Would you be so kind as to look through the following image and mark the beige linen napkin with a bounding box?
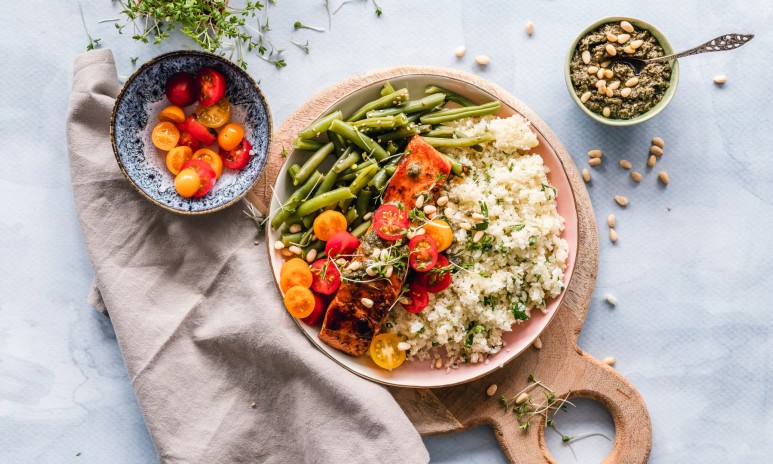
[66,49,428,464]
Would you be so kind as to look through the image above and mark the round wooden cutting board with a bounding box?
[246,66,652,463]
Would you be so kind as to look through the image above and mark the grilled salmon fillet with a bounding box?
[319,136,452,356]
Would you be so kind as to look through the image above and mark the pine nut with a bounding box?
[609,228,618,243]
[587,65,599,74]
[597,68,605,79]
[526,21,534,36]
[305,249,317,262]
[274,240,285,250]
[533,337,543,349]
[487,384,498,396]
[603,356,617,366]
[372,248,381,259]
[658,171,670,185]
[363,212,372,221]
[415,194,424,209]
[380,249,390,261]
[602,107,611,118]
[281,249,293,257]
[608,80,621,91]
[399,297,411,306]
[473,230,484,243]
[582,169,591,183]
[444,207,455,217]
[288,245,302,255]
[606,33,618,43]
[604,69,614,79]
[475,55,490,66]
[459,222,472,230]
[427,212,437,221]
[619,159,632,169]
[606,294,618,306]
[361,298,374,308]
[415,227,426,236]
[423,205,437,215]
[588,149,603,158]
[652,137,665,148]
[454,45,466,58]
[397,341,411,351]
[472,212,485,221]
[631,171,642,182]
[605,44,617,56]
[436,195,449,206]
[346,261,361,272]
[598,87,607,97]
[614,195,629,206]
[617,33,631,44]
[647,155,657,167]
[650,145,664,156]
[385,265,393,278]
[630,39,643,49]
[589,158,602,166]
[713,74,727,85]
[620,87,632,98]
[581,91,592,103]
[620,21,634,33]
[516,392,529,405]
[335,258,347,266]
[435,358,443,369]
[596,79,607,89]
[625,77,639,87]
[623,45,635,54]
[289,223,302,233]
[605,88,614,98]
[366,266,378,276]
[607,214,616,228]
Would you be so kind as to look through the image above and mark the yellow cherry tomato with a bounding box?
[152,122,180,151]
[158,105,185,124]
[195,97,231,129]
[218,123,244,151]
[192,148,223,178]
[280,262,313,292]
[369,333,406,371]
[424,219,454,252]
[174,168,200,198]
[313,210,348,241]
[165,146,193,175]
[283,286,315,319]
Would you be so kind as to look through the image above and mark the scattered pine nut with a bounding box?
[604,69,614,79]
[607,214,616,228]
[647,155,657,167]
[363,212,372,221]
[588,149,603,158]
[397,341,411,351]
[459,222,472,231]
[605,294,618,306]
[631,171,642,182]
[623,45,635,54]
[436,195,449,206]
[533,337,543,350]
[289,223,302,233]
[650,145,664,156]
[274,240,285,250]
[713,74,727,85]
[587,65,599,74]
[475,55,490,66]
[582,51,592,65]
[423,205,437,215]
[473,230,485,243]
[602,107,611,118]
[630,39,643,49]
[605,88,614,98]
[516,392,529,405]
[361,298,374,308]
[288,245,302,255]
[251,402,257,408]
[605,44,617,56]
[526,21,535,36]
[582,169,591,183]
[658,171,670,185]
[280,249,293,257]
[625,77,639,87]
[608,80,621,91]
[617,33,631,43]
[597,68,605,79]
[365,266,378,276]
[620,87,632,98]
[305,249,317,263]
[385,265,394,278]
[415,194,425,209]
[454,45,466,58]
[471,212,486,221]
[614,195,629,206]
[620,21,634,33]
[609,228,618,243]
[435,358,443,369]
[487,384,498,396]
[581,91,592,103]
[603,356,617,366]
[606,33,618,43]
[589,158,602,166]
[619,159,632,169]
[596,79,607,89]
[652,137,665,148]
[415,227,426,236]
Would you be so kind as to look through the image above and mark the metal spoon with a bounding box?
[612,33,754,75]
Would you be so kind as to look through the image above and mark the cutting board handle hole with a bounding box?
[544,397,615,463]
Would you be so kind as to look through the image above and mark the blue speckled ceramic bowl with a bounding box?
[111,50,272,214]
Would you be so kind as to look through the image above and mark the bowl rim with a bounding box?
[564,16,680,127]
[110,50,273,215]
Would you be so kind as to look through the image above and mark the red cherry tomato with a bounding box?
[373,203,409,241]
[177,130,201,151]
[184,115,217,146]
[408,234,438,272]
[196,67,227,107]
[302,293,327,326]
[165,72,198,107]
[180,159,216,197]
[402,283,429,313]
[415,254,453,293]
[310,259,341,295]
[325,231,360,259]
[219,138,252,170]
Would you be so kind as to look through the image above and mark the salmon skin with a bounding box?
[319,136,452,356]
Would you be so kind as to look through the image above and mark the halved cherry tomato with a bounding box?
[423,219,454,252]
[416,254,453,293]
[370,333,406,370]
[174,168,200,198]
[325,231,360,259]
[177,130,201,151]
[408,234,438,272]
[313,210,348,241]
[196,67,227,107]
[281,258,309,276]
[192,148,223,178]
[310,259,341,295]
[165,72,198,107]
[373,203,409,241]
[195,97,231,128]
[280,262,312,292]
[219,138,252,170]
[217,123,244,151]
[179,159,216,197]
[302,293,327,326]
[284,286,315,319]
[165,146,193,175]
[151,122,180,151]
[158,105,186,124]
[402,282,429,313]
[184,115,217,146]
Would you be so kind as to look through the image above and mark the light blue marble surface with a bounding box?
[2,0,771,462]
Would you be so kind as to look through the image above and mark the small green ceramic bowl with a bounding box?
[564,16,679,126]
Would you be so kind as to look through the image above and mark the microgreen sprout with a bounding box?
[79,2,101,51]
[291,39,311,54]
[293,21,325,32]
[243,202,268,233]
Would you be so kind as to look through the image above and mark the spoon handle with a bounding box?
[649,33,754,63]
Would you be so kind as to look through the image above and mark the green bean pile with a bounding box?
[270,83,501,261]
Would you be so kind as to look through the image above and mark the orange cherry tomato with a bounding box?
[283,286,315,319]
[280,263,313,292]
[281,258,309,277]
[192,148,223,178]
[151,122,180,151]
[369,333,406,370]
[165,146,194,175]
[174,168,200,198]
[313,210,348,241]
[195,97,231,129]
[423,219,454,252]
[158,106,185,124]
[218,123,244,151]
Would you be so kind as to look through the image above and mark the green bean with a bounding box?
[302,213,317,230]
[328,119,389,162]
[351,113,409,129]
[280,232,304,247]
[340,165,378,210]
[420,101,500,125]
[385,165,397,175]
[338,159,378,181]
[328,130,348,155]
[270,171,324,229]
[424,85,476,107]
[344,207,358,225]
[346,88,409,122]
[317,167,339,196]
[367,93,446,118]
[340,157,377,176]
[375,124,430,142]
[332,147,360,173]
[380,81,395,97]
[298,228,315,247]
[386,141,399,155]
[295,187,355,217]
[422,133,494,148]
[368,168,389,191]
[353,189,373,226]
[297,111,343,139]
[293,138,323,151]
[442,154,465,176]
[351,220,372,238]
[288,164,300,179]
[405,110,433,124]
[294,142,334,186]
[424,126,456,137]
